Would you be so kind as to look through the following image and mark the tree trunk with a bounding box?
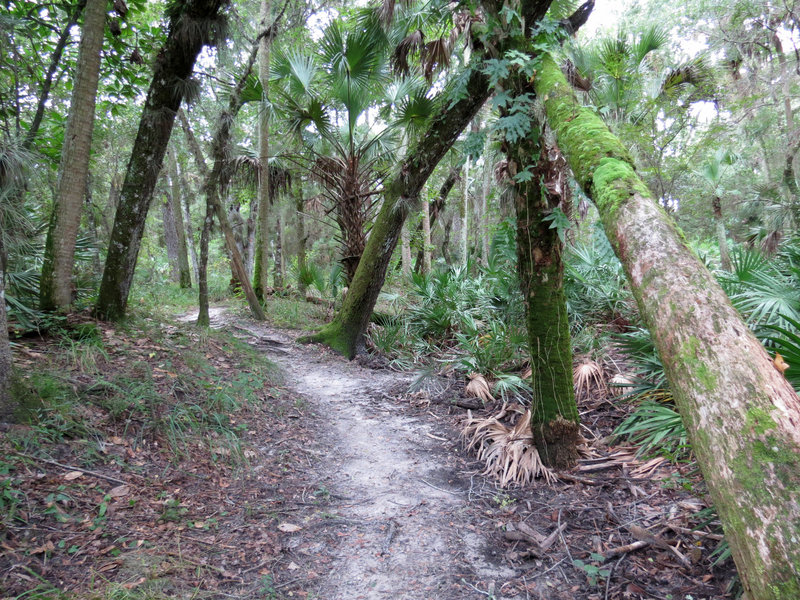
[197,199,213,327]
[0,238,13,423]
[537,53,800,600]
[414,167,459,272]
[95,0,228,321]
[179,47,267,321]
[40,0,106,312]
[511,133,580,469]
[422,195,432,274]
[712,196,732,271]
[168,147,192,287]
[481,128,491,265]
[161,189,181,283]
[273,204,284,290]
[24,0,87,150]
[461,157,470,265]
[177,149,200,283]
[300,66,494,357]
[298,0,559,357]
[294,179,307,295]
[401,222,412,276]
[254,0,273,300]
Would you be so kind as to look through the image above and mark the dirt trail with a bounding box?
[205,307,517,600]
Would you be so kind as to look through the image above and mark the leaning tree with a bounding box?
[537,51,800,600]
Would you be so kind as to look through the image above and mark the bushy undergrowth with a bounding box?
[368,222,529,379]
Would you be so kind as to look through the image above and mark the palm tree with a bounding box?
[272,16,436,284]
[697,148,737,270]
[39,0,107,312]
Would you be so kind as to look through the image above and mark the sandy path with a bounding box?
[203,308,520,600]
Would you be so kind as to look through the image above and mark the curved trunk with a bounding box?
[95,0,228,320]
[712,196,732,271]
[300,66,493,357]
[537,54,800,600]
[40,0,106,311]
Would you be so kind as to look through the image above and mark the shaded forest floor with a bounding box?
[1,302,738,599]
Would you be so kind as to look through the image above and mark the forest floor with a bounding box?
[1,302,739,600]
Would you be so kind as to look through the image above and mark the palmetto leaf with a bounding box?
[462,407,556,486]
[466,372,495,403]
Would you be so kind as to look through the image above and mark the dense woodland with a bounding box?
[2,0,800,598]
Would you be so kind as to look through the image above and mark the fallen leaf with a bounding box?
[109,485,129,498]
[287,561,300,570]
[278,523,302,533]
[64,471,84,481]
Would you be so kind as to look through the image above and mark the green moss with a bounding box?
[298,320,355,359]
[591,158,651,219]
[746,407,777,436]
[535,56,633,188]
[674,336,717,393]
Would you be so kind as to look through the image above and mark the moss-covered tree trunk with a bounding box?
[40,0,106,312]
[510,131,580,468]
[95,0,228,320]
[537,53,800,600]
[161,187,181,283]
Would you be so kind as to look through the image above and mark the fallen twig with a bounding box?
[380,519,398,556]
[14,452,133,485]
[667,524,724,541]
[603,540,649,559]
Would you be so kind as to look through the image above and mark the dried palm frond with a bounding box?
[610,373,634,387]
[392,29,424,76]
[421,37,450,82]
[520,365,532,381]
[462,407,556,486]
[573,359,606,398]
[465,372,495,403]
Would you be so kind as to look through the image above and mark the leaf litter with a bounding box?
[1,305,738,599]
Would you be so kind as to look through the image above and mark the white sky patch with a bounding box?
[308,8,338,41]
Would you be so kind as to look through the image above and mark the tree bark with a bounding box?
[512,136,580,468]
[273,203,284,289]
[712,196,732,271]
[294,179,307,295]
[537,53,800,600]
[24,0,88,150]
[161,189,181,282]
[422,195,432,274]
[461,157,470,265]
[0,237,13,423]
[197,199,213,327]
[95,0,228,321]
[168,147,192,287]
[40,0,106,312]
[401,222,412,276]
[481,126,491,265]
[253,0,273,299]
